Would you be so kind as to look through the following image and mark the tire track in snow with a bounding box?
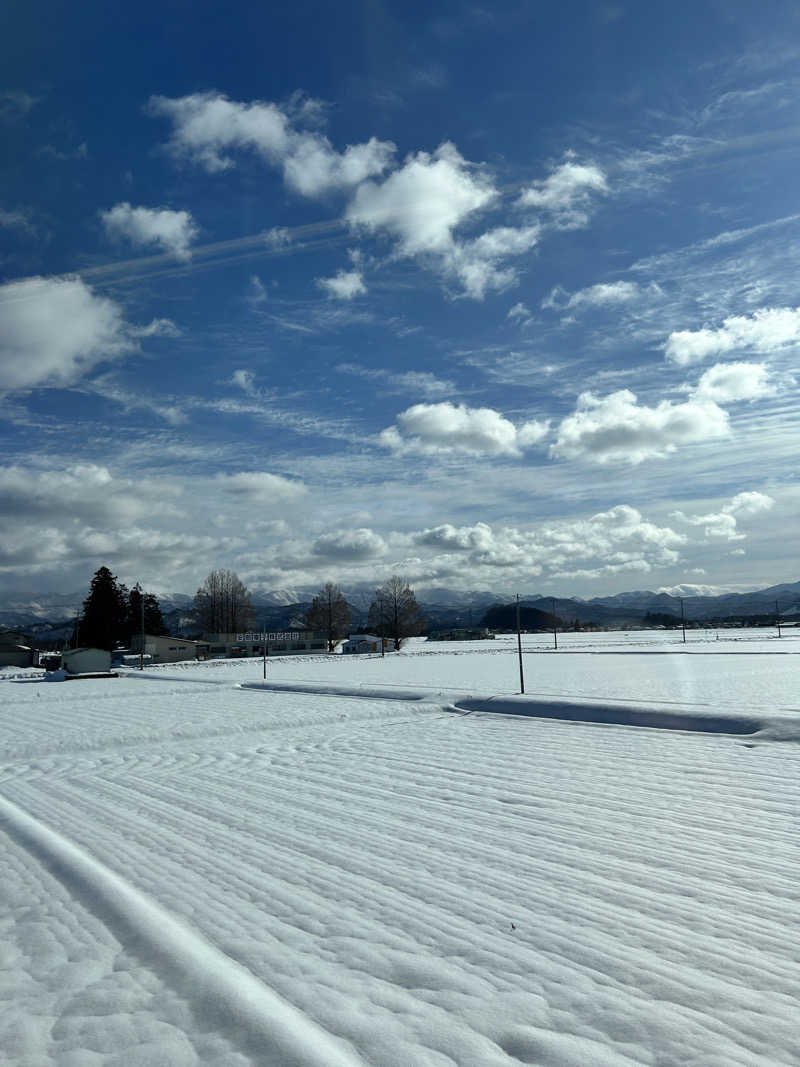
[0,790,366,1067]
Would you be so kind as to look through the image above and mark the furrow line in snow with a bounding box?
[0,789,367,1067]
[23,764,800,1016]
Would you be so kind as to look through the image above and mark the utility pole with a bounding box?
[680,597,686,644]
[516,594,525,694]
[551,597,558,650]
[263,637,267,679]
[379,597,385,656]
[140,595,145,669]
[776,599,782,639]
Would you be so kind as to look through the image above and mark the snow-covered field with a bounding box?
[1,632,799,1065]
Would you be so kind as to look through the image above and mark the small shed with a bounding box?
[62,647,112,675]
[342,634,384,654]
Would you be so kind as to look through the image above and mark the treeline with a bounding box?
[644,611,787,628]
[75,565,427,653]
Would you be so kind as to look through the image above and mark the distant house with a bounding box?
[62,648,112,674]
[131,634,210,664]
[342,634,385,654]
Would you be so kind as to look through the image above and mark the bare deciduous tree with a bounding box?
[194,569,255,634]
[368,575,425,650]
[304,582,352,652]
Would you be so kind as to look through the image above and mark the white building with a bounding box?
[62,647,112,674]
[342,634,385,654]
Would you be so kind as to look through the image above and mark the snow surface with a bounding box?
[1,631,799,1065]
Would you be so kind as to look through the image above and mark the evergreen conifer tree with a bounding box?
[81,566,129,650]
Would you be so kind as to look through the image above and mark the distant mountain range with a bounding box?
[2,580,798,641]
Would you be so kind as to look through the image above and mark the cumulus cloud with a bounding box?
[543,280,660,311]
[214,471,307,503]
[317,269,367,300]
[551,389,730,464]
[411,506,685,577]
[507,302,532,322]
[724,491,775,517]
[230,369,255,392]
[149,91,395,196]
[0,464,182,529]
[312,528,387,560]
[101,202,198,259]
[665,306,800,365]
[345,142,538,298]
[380,402,549,457]
[441,224,540,299]
[347,142,495,256]
[671,490,774,541]
[518,159,608,228]
[0,276,133,392]
[692,362,773,403]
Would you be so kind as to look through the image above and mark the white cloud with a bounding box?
[693,362,772,403]
[441,224,540,299]
[230,369,255,392]
[0,207,35,234]
[248,275,268,305]
[0,90,36,123]
[0,276,133,392]
[507,302,531,321]
[380,402,548,457]
[665,306,800,365]
[149,91,395,196]
[214,471,307,503]
[411,506,685,577]
[0,464,182,529]
[101,202,198,259]
[336,363,454,398]
[132,318,182,338]
[317,269,367,300]
[723,491,775,518]
[551,389,730,464]
[670,490,774,541]
[518,159,608,228]
[312,528,387,560]
[542,280,660,311]
[346,144,539,298]
[347,142,495,256]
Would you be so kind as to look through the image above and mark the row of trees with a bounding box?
[78,566,167,650]
[78,565,426,653]
[193,569,255,634]
[305,576,425,651]
[191,569,425,651]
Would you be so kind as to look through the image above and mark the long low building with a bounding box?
[203,631,329,656]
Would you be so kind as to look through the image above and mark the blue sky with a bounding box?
[2,0,799,600]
